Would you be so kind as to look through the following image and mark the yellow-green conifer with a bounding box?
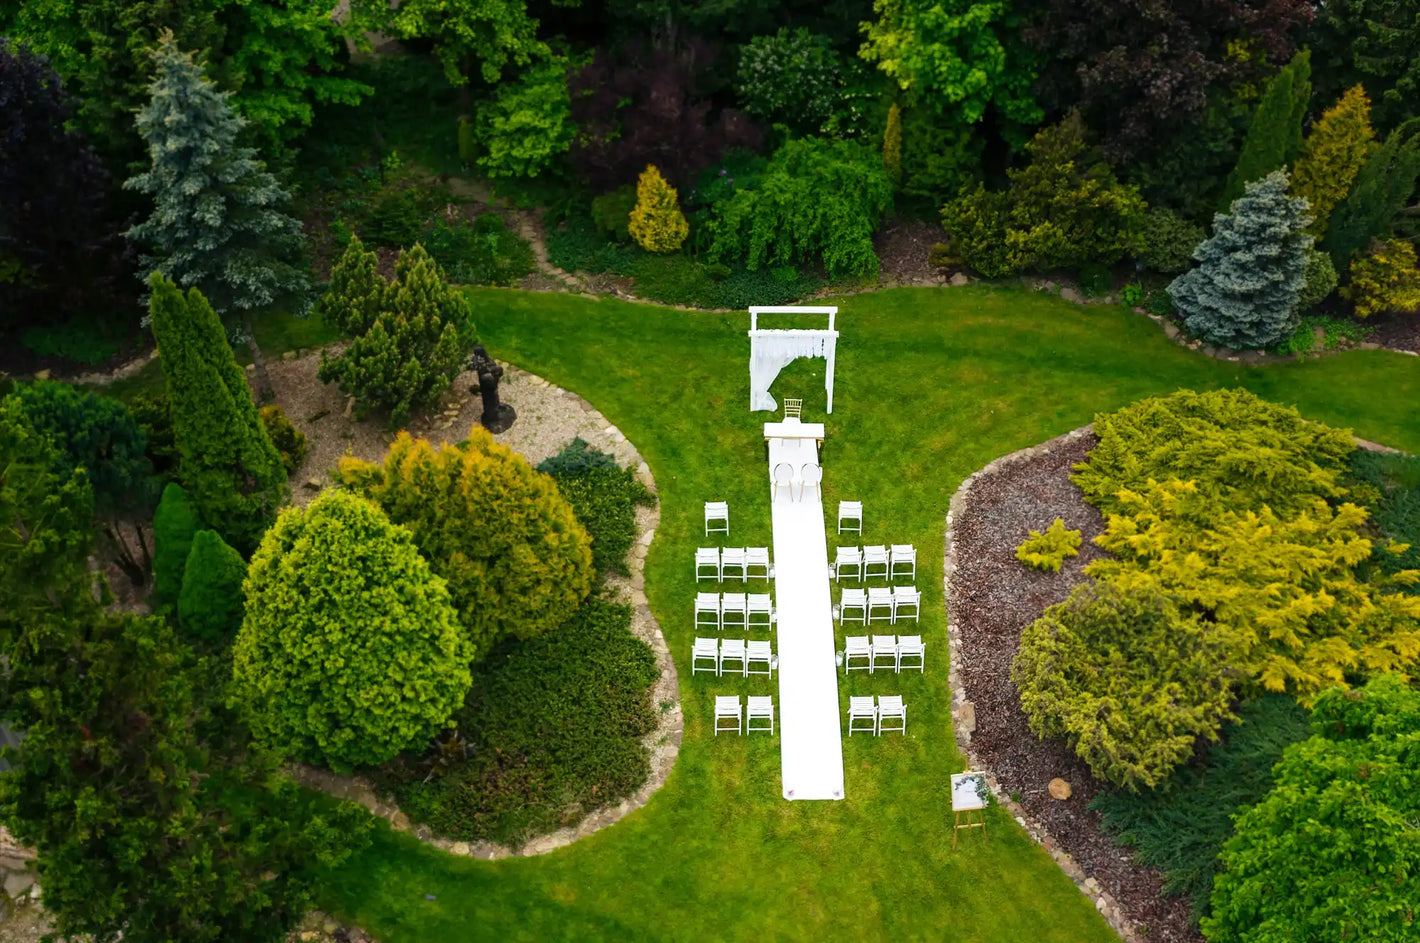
[1293,85,1377,235]
[627,165,689,253]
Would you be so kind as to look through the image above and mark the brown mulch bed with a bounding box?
[873,218,942,285]
[950,433,1201,943]
[1362,309,1420,354]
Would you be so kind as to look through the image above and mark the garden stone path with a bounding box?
[279,355,683,861]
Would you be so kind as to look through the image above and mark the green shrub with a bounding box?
[1295,249,1339,311]
[550,466,655,576]
[20,318,123,365]
[423,215,535,286]
[232,491,470,771]
[545,212,638,275]
[1120,282,1143,307]
[1013,580,1238,790]
[177,528,246,645]
[734,28,842,134]
[590,186,637,243]
[1346,450,1420,584]
[1137,206,1206,276]
[152,482,202,605]
[1203,675,1420,943]
[1076,263,1112,297]
[357,186,442,248]
[1145,285,1176,316]
[1093,695,1311,924]
[129,392,178,480]
[1273,315,1369,357]
[338,428,593,655]
[1074,388,1356,519]
[258,405,306,475]
[536,437,619,477]
[1015,518,1082,573]
[370,598,658,845]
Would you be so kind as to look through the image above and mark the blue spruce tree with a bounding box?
[1168,171,1312,350]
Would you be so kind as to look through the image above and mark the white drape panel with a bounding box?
[749,331,837,412]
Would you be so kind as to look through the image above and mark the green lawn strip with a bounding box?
[313,286,1420,941]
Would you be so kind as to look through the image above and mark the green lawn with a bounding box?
[312,286,1420,942]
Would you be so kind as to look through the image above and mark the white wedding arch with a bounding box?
[747,306,839,414]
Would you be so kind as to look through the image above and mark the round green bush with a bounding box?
[232,491,471,771]
[1137,206,1206,276]
[1295,248,1339,312]
[258,404,307,475]
[177,529,247,644]
[152,482,202,605]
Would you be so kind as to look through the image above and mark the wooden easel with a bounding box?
[950,772,989,851]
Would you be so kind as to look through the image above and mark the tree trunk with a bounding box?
[99,521,148,588]
[243,314,276,403]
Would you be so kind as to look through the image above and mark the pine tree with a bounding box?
[314,235,385,337]
[1292,85,1377,236]
[1323,126,1420,269]
[317,244,473,425]
[883,103,903,185]
[1169,171,1313,350]
[124,32,311,399]
[628,165,689,253]
[148,273,288,556]
[1221,51,1312,209]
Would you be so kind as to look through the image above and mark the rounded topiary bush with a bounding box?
[177,528,246,644]
[232,490,470,771]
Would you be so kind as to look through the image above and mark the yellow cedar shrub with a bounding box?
[338,427,593,655]
[1342,238,1420,318]
[883,103,903,185]
[1292,85,1376,236]
[627,164,689,253]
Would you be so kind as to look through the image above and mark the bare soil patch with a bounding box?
[873,218,942,286]
[949,433,1201,943]
[1364,309,1420,355]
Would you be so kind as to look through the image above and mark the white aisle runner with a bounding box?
[768,432,845,800]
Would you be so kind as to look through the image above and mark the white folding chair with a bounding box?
[868,587,895,625]
[834,545,862,582]
[892,586,921,623]
[720,547,747,583]
[695,592,721,631]
[897,635,925,673]
[844,635,871,673]
[705,501,729,536]
[720,593,748,631]
[695,547,721,582]
[838,500,863,535]
[839,588,867,625]
[782,398,803,420]
[871,634,898,673]
[714,695,742,736]
[746,547,771,580]
[746,695,775,733]
[747,593,774,628]
[799,463,823,502]
[719,637,748,677]
[848,696,878,736]
[890,544,916,580]
[692,637,720,676]
[746,639,773,677]
[877,695,906,735]
[863,545,889,580]
[772,463,796,503]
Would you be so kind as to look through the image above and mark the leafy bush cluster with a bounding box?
[177,528,247,645]
[338,428,593,656]
[1273,315,1369,357]
[734,29,843,135]
[370,598,658,846]
[1015,518,1082,573]
[539,440,656,576]
[1092,695,1311,923]
[1014,389,1420,790]
[1204,675,1420,942]
[1346,450,1420,585]
[1342,237,1420,318]
[423,215,535,286]
[1136,207,1205,276]
[258,405,307,475]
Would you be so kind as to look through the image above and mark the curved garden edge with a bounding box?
[942,424,1409,943]
[290,368,684,861]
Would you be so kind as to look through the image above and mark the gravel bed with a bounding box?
[949,432,1201,943]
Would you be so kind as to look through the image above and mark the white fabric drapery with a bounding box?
[749,331,835,412]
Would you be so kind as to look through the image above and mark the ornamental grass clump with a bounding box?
[1015,518,1082,573]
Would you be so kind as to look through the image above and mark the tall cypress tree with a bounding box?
[124,32,311,399]
[1221,51,1313,209]
[1323,124,1420,269]
[148,273,288,556]
[1292,85,1377,235]
[1170,170,1312,350]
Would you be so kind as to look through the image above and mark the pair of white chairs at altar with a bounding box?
[771,462,823,503]
[696,592,774,630]
[696,547,771,581]
[693,638,775,677]
[844,635,925,674]
[839,587,921,625]
[848,695,906,735]
[834,544,916,581]
[714,695,774,735]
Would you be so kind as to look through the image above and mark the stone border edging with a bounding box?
[291,370,682,860]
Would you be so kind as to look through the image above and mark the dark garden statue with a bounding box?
[470,344,516,432]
